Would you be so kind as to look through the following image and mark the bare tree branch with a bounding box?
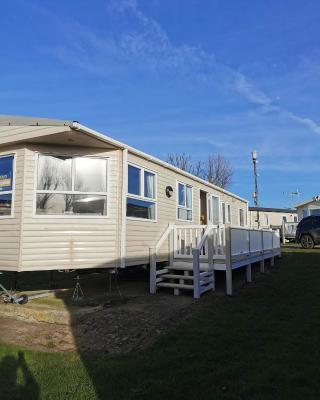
[166,152,233,189]
[203,154,233,188]
[166,153,194,173]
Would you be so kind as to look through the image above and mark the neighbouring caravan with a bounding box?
[0,115,248,273]
[249,207,297,229]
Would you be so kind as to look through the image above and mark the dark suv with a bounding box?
[296,216,320,248]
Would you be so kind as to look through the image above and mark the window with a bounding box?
[222,202,226,224]
[0,155,14,217]
[264,213,269,226]
[310,209,320,216]
[221,202,231,224]
[239,208,245,227]
[209,195,220,225]
[36,154,108,216]
[282,216,287,223]
[294,216,298,222]
[177,182,192,221]
[127,164,156,220]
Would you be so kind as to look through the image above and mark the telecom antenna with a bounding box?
[283,189,300,208]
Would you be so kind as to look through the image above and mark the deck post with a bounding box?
[281,222,286,244]
[169,224,174,267]
[207,227,215,291]
[271,230,275,266]
[225,226,233,296]
[246,229,252,282]
[260,260,265,273]
[192,248,201,299]
[149,247,157,294]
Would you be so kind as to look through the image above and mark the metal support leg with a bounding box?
[72,275,84,300]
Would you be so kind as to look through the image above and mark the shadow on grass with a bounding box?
[0,351,40,400]
[2,248,320,399]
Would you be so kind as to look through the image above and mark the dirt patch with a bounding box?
[0,267,253,356]
[0,294,195,355]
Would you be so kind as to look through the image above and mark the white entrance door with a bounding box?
[208,195,220,225]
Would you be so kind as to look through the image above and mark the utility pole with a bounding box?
[252,150,260,228]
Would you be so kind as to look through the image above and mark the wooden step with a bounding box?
[170,261,213,272]
[200,284,214,294]
[157,282,194,290]
[156,268,169,276]
[161,273,194,281]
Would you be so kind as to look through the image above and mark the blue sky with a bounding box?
[1,0,320,207]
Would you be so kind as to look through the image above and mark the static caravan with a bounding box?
[295,196,320,221]
[0,115,280,298]
[249,207,297,229]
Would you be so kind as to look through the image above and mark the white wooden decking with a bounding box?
[150,224,281,299]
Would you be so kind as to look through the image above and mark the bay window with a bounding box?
[0,154,14,217]
[36,154,108,216]
[127,164,156,220]
[177,182,192,221]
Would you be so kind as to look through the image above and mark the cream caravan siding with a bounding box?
[0,145,24,271]
[19,145,121,271]
[126,152,247,265]
[0,126,71,146]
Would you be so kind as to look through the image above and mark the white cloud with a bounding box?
[29,0,320,137]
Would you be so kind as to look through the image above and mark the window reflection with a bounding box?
[36,155,108,216]
[127,198,155,220]
[37,155,72,191]
[0,194,12,216]
[0,156,13,192]
[36,194,107,215]
[128,165,140,196]
[75,158,107,192]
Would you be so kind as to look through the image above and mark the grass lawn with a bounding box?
[1,247,320,400]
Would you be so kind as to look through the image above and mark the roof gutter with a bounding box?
[72,122,248,204]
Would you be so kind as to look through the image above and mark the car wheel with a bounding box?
[300,234,314,249]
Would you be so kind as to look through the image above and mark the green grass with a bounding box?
[1,247,320,400]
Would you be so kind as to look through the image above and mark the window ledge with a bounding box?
[126,216,157,223]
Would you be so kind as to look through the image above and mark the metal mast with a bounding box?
[252,150,260,228]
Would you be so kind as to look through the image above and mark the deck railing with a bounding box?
[225,226,281,295]
[150,224,281,298]
[174,225,225,259]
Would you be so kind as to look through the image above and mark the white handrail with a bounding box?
[196,225,212,251]
[155,223,174,251]
[192,224,220,299]
[150,223,175,294]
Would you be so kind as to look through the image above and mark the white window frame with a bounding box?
[126,162,157,222]
[221,201,231,224]
[33,153,109,219]
[208,194,221,225]
[177,181,193,222]
[239,207,245,227]
[0,152,16,219]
